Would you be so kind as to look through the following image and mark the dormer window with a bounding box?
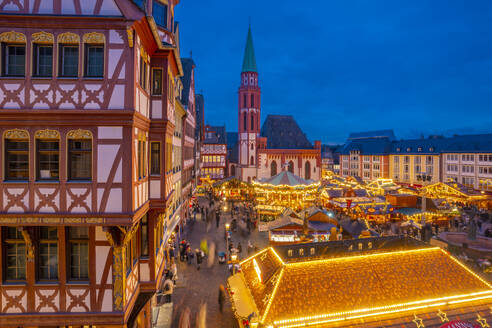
[406,147,411,152]
[396,148,401,152]
[417,147,422,152]
[429,147,434,152]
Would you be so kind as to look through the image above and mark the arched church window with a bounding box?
[288,161,294,173]
[243,112,247,130]
[251,94,254,107]
[305,161,311,180]
[271,161,277,177]
[251,113,254,130]
[250,156,254,165]
[251,143,254,150]
[243,94,247,108]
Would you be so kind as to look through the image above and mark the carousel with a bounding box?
[252,171,320,215]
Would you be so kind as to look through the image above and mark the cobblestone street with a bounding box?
[169,198,269,327]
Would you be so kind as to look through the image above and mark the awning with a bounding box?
[227,272,259,322]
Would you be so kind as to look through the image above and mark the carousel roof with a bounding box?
[232,241,492,327]
[259,171,315,187]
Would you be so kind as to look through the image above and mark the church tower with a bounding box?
[238,25,261,182]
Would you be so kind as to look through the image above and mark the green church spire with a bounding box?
[241,25,257,73]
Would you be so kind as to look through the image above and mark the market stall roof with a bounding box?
[213,176,250,188]
[258,215,304,232]
[395,207,422,216]
[424,182,488,199]
[233,241,492,327]
[339,218,377,238]
[257,171,317,187]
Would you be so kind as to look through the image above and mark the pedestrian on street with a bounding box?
[162,277,173,303]
[186,245,192,264]
[178,307,191,328]
[196,248,202,270]
[218,284,226,313]
[237,242,242,255]
[171,261,178,285]
[216,211,220,228]
[247,240,253,255]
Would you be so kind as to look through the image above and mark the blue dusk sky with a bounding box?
[176,0,492,144]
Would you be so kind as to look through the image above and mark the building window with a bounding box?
[5,137,29,180]
[152,68,162,95]
[243,112,247,131]
[251,94,254,107]
[3,227,26,281]
[140,56,147,89]
[33,44,53,77]
[299,248,304,256]
[84,45,104,77]
[38,227,58,280]
[271,161,277,177]
[2,44,25,77]
[68,227,89,280]
[59,45,78,77]
[243,94,247,108]
[288,161,294,173]
[152,1,168,28]
[68,139,92,180]
[305,161,311,180]
[250,156,254,165]
[140,215,148,257]
[150,142,160,175]
[138,140,143,179]
[310,247,315,255]
[251,113,254,130]
[36,138,59,180]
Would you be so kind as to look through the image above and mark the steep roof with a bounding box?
[339,138,393,155]
[234,244,492,327]
[260,115,312,149]
[259,171,313,187]
[204,125,226,144]
[180,58,195,106]
[242,26,257,73]
[348,129,395,141]
[226,132,238,163]
[392,137,449,155]
[195,94,204,139]
[442,134,492,153]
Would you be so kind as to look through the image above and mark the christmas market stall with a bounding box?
[253,171,320,213]
[365,178,400,196]
[423,182,492,208]
[213,176,253,201]
[228,236,492,328]
[259,207,340,244]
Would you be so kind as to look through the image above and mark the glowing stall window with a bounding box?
[253,258,262,283]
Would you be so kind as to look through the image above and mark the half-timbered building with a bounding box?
[0,0,184,326]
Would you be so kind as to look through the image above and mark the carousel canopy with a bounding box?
[231,240,492,327]
[258,171,315,187]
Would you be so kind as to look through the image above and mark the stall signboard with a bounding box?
[440,321,479,328]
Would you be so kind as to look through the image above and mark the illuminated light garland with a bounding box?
[240,247,269,266]
[261,267,285,324]
[273,291,492,328]
[285,247,441,267]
